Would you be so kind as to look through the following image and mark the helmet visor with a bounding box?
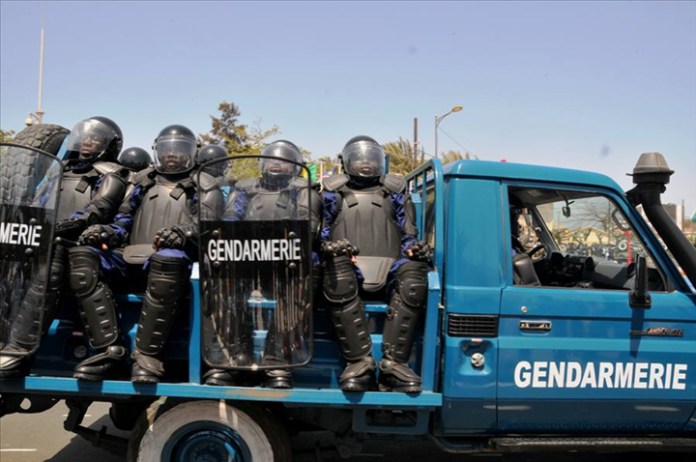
[342,141,385,177]
[154,139,196,174]
[66,119,116,161]
[259,143,302,176]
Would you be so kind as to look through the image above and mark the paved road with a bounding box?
[0,401,127,462]
[1,401,693,461]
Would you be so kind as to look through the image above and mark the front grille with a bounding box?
[447,314,498,337]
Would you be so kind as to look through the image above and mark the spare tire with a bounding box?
[12,123,69,155]
[1,124,69,204]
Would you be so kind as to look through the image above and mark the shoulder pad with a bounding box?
[194,171,219,192]
[381,174,406,194]
[130,166,157,186]
[290,177,312,189]
[93,161,127,176]
[322,174,350,192]
[235,178,259,193]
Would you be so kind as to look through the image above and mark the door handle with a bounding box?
[519,320,552,331]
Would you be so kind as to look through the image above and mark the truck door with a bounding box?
[498,184,696,432]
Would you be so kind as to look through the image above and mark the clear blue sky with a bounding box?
[1,1,694,215]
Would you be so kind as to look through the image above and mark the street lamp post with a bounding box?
[434,104,463,159]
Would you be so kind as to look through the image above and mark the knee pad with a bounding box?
[322,255,359,304]
[146,253,191,302]
[395,261,428,308]
[69,247,102,297]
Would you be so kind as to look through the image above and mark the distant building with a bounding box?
[663,203,683,230]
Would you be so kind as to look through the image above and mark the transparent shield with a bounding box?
[197,155,314,370]
[0,144,62,354]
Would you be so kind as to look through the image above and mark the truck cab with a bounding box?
[430,157,695,444]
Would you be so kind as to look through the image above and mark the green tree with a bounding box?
[245,118,281,155]
[383,137,419,175]
[383,138,475,175]
[441,149,477,164]
[200,100,282,179]
[0,129,15,143]
[200,100,282,155]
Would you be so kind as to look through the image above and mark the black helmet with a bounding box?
[259,140,303,186]
[65,116,123,162]
[341,135,385,178]
[197,144,229,178]
[152,124,198,174]
[118,147,151,172]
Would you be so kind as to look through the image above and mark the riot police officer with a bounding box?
[0,116,129,377]
[196,144,229,178]
[320,136,430,394]
[70,125,224,382]
[203,140,321,389]
[118,147,152,173]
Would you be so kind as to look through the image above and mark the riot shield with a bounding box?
[198,154,314,371]
[0,143,61,354]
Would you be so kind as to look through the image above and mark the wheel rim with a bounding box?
[163,421,252,462]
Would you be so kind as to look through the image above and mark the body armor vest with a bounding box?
[326,174,403,258]
[129,175,195,245]
[236,178,315,223]
[56,161,123,221]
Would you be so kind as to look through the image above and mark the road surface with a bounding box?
[1,401,692,461]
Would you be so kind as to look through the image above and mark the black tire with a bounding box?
[127,398,291,462]
[12,123,69,155]
[1,124,68,204]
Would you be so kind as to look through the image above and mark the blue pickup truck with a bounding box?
[1,137,694,461]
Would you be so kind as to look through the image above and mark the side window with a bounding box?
[509,187,667,291]
[424,186,436,247]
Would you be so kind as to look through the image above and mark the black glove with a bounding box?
[406,240,433,263]
[153,226,187,250]
[78,224,122,249]
[55,218,87,241]
[320,238,359,258]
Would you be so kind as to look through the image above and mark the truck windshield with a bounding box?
[509,187,668,291]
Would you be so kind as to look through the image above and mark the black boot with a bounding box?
[378,358,422,393]
[74,345,128,381]
[339,356,377,392]
[130,350,165,383]
[203,368,238,386]
[263,368,292,389]
[0,344,32,378]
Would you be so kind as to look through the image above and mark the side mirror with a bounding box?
[629,255,651,309]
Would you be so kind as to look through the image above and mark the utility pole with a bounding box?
[25,25,45,126]
[413,117,419,166]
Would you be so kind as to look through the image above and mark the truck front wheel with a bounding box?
[129,399,290,462]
